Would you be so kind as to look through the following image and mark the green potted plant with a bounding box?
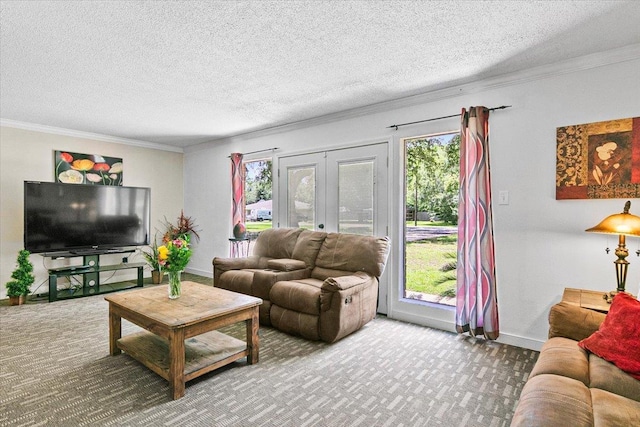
[5,249,34,305]
[142,240,164,284]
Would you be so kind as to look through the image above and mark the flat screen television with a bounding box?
[24,181,151,255]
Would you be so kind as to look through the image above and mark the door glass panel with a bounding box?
[403,132,459,307]
[244,158,273,236]
[278,142,388,313]
[287,166,315,230]
[338,160,374,235]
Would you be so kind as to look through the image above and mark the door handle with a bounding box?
[318,224,325,229]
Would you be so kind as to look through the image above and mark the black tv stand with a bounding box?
[46,252,144,302]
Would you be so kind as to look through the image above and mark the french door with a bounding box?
[277,143,389,313]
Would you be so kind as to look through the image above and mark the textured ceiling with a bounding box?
[1,1,640,148]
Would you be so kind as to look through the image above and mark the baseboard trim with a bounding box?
[387,310,457,334]
[388,310,544,351]
[185,267,212,278]
[495,333,544,352]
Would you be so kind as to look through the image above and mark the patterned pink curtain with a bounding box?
[456,107,499,340]
[231,153,245,227]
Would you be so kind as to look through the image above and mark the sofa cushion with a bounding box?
[252,228,303,259]
[314,233,390,277]
[528,337,590,386]
[267,258,307,272]
[579,292,640,380]
[311,266,355,281]
[589,353,640,402]
[270,279,323,315]
[291,230,327,267]
[511,374,593,427]
[591,388,640,426]
[252,269,310,300]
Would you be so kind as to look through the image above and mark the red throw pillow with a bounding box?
[578,292,640,380]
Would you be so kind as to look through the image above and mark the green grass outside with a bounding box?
[405,234,457,298]
[406,220,454,227]
[245,221,273,232]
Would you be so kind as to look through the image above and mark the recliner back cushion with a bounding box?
[253,228,303,259]
[311,266,354,281]
[291,229,327,267]
[314,233,390,277]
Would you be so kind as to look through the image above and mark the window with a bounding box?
[404,132,459,306]
[244,159,273,235]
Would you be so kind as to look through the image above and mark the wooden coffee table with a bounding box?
[104,281,262,399]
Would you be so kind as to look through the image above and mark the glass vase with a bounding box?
[168,270,182,299]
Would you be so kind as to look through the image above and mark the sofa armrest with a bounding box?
[213,256,261,271]
[548,301,606,341]
[213,256,261,285]
[320,272,375,312]
[321,271,372,292]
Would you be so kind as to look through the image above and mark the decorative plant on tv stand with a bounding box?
[5,249,34,306]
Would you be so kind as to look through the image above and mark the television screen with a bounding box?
[24,181,151,254]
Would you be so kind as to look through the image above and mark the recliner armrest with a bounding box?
[213,256,261,271]
[321,271,373,292]
[320,272,376,313]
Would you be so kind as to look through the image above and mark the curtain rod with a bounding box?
[387,105,512,131]
[228,147,279,158]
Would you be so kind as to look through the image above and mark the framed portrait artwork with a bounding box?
[556,117,640,199]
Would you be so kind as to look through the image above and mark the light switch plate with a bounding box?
[498,190,509,205]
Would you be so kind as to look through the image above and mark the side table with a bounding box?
[229,237,250,257]
[562,287,612,313]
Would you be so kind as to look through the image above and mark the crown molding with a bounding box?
[200,43,640,146]
[0,119,184,153]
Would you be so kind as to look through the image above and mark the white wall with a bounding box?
[0,126,184,299]
[185,49,640,351]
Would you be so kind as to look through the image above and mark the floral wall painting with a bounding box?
[556,116,640,199]
[54,151,123,185]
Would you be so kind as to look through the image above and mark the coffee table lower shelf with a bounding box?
[118,330,248,383]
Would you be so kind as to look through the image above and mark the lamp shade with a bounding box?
[586,201,640,237]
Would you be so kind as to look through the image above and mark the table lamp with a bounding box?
[585,200,640,303]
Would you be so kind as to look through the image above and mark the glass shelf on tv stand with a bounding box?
[45,250,144,302]
[43,248,136,259]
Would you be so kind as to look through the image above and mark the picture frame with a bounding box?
[556,117,639,199]
[54,150,123,185]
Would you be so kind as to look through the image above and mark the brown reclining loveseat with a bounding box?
[213,228,390,343]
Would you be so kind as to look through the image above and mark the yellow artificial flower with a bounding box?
[157,245,169,260]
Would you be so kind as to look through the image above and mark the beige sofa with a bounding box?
[511,301,640,426]
[213,227,390,343]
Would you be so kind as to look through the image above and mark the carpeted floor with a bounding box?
[0,275,538,427]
